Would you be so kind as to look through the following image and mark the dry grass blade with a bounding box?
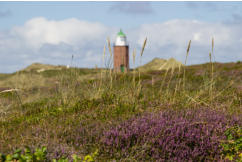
[0,89,20,94]
[132,48,137,88]
[184,93,209,107]
[106,37,113,88]
[172,63,182,103]
[209,52,212,62]
[99,44,106,92]
[140,37,147,57]
[0,88,23,107]
[159,61,168,70]
[209,37,215,101]
[107,37,112,57]
[106,37,114,71]
[160,68,169,94]
[132,48,136,65]
[103,44,106,63]
[212,37,214,54]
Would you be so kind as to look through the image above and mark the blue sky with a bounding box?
[0,1,242,73]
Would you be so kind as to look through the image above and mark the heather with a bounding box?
[101,108,241,161]
[0,52,241,161]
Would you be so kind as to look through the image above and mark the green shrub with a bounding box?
[221,126,242,161]
[0,147,98,162]
[0,147,47,162]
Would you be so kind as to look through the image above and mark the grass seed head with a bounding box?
[140,38,147,57]
[187,40,191,54]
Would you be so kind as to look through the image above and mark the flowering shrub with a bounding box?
[102,108,241,161]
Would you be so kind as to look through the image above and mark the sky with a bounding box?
[0,1,242,73]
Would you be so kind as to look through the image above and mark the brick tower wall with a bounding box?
[113,46,129,72]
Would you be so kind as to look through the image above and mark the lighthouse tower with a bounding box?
[114,29,129,72]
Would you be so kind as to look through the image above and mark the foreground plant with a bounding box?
[221,126,242,161]
[0,147,47,162]
[0,147,98,162]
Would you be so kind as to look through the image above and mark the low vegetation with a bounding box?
[0,40,241,161]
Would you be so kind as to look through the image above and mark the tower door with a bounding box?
[120,64,125,72]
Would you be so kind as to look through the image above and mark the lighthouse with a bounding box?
[114,29,129,72]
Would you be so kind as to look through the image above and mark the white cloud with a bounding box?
[134,20,234,48]
[0,17,241,73]
[128,19,242,65]
[0,17,115,72]
[11,17,109,49]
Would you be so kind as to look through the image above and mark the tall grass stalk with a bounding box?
[71,54,74,67]
[99,44,106,92]
[209,52,212,100]
[172,64,182,103]
[107,37,113,89]
[166,63,176,103]
[166,62,175,91]
[151,75,155,99]
[159,67,169,95]
[15,90,23,108]
[107,37,113,69]
[132,48,136,88]
[183,40,191,91]
[209,37,214,101]
[138,38,147,85]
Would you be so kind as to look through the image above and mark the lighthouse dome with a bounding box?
[115,29,128,46]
